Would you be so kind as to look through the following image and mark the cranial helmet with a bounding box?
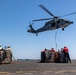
[64,46,67,48]
[51,48,54,49]
[7,46,10,48]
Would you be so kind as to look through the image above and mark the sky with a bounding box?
[0,0,76,59]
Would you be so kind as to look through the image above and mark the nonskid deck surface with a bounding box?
[0,60,76,75]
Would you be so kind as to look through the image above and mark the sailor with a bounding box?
[0,45,4,62]
[4,46,12,63]
[0,45,2,50]
[50,48,55,62]
[50,48,55,52]
[6,46,12,54]
[6,46,11,49]
[41,48,47,62]
[63,46,71,63]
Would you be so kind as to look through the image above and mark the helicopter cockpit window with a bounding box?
[57,20,60,23]
[45,21,51,26]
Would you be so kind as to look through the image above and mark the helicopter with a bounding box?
[27,5,76,36]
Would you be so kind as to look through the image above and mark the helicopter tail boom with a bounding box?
[27,25,36,33]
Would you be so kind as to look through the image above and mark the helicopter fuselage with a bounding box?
[27,5,75,36]
[44,18,73,30]
[27,18,73,35]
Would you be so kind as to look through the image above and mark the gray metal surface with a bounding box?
[0,60,76,75]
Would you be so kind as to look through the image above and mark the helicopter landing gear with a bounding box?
[36,33,38,36]
[62,28,64,31]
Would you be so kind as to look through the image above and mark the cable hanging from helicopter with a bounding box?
[55,31,57,51]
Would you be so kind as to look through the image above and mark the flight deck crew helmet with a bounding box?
[0,45,2,50]
[7,46,10,48]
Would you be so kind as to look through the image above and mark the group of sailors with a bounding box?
[41,46,71,63]
[58,46,71,63]
[0,45,12,64]
[0,45,12,53]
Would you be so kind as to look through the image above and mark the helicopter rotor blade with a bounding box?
[32,18,52,22]
[59,12,76,17]
[39,5,55,17]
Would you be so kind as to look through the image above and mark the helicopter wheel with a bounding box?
[62,28,64,31]
[36,33,38,36]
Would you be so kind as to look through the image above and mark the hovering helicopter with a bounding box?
[27,5,76,36]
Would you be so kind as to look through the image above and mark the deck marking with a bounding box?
[0,70,76,74]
